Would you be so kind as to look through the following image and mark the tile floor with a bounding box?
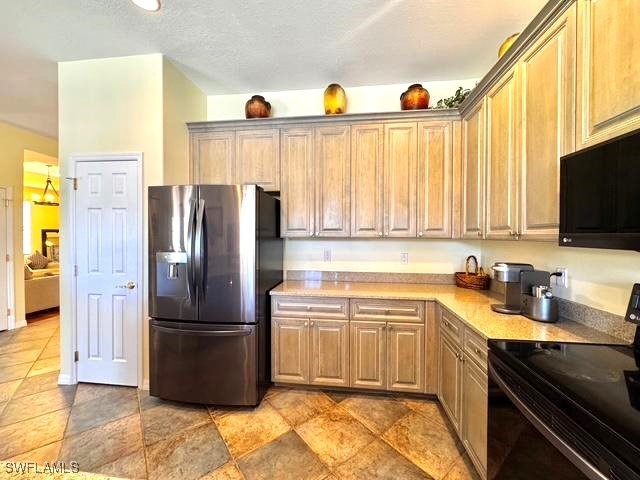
[0,314,480,480]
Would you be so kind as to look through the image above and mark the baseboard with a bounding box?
[141,379,150,391]
[57,373,74,385]
[13,318,27,329]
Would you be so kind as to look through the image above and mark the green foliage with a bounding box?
[434,86,472,109]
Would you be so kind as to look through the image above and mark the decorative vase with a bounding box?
[400,84,430,110]
[324,83,347,115]
[498,33,520,58]
[245,95,271,118]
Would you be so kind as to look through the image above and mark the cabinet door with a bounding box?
[417,121,453,238]
[315,126,351,237]
[351,124,384,238]
[383,123,417,237]
[438,332,462,432]
[485,69,519,239]
[462,357,488,479]
[425,302,439,395]
[281,128,314,237]
[236,129,280,192]
[192,131,235,184]
[520,5,576,240]
[461,101,485,239]
[387,323,424,393]
[577,0,640,149]
[310,319,349,386]
[272,317,309,384]
[350,321,386,390]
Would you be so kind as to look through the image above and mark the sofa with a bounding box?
[24,262,60,314]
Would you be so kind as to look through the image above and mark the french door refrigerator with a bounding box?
[148,185,282,405]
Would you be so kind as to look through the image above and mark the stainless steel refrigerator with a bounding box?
[148,185,282,406]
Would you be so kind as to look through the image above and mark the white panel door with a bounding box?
[0,187,8,332]
[75,160,139,386]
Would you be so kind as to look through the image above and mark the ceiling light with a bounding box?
[33,165,59,207]
[131,0,160,12]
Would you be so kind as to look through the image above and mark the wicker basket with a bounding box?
[455,255,491,290]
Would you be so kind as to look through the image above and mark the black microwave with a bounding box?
[559,128,640,252]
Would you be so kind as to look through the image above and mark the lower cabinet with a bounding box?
[350,321,386,389]
[438,308,488,479]
[272,316,349,387]
[272,317,309,384]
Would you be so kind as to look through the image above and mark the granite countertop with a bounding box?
[271,281,627,345]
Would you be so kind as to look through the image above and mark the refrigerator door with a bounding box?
[149,320,261,405]
[197,185,256,324]
[149,186,197,321]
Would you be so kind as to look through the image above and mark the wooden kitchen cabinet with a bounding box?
[191,131,235,184]
[310,319,349,386]
[461,355,488,479]
[461,101,485,239]
[384,123,417,237]
[417,121,453,238]
[576,0,640,149]
[438,330,463,433]
[280,127,315,237]
[350,124,384,238]
[236,129,280,191]
[315,125,351,237]
[350,321,386,390]
[387,322,424,393]
[485,68,519,240]
[272,317,309,384]
[519,4,576,240]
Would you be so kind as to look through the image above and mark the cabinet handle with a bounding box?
[477,231,482,237]
[474,347,483,356]
[418,232,423,237]
[385,231,389,236]
[378,232,383,237]
[310,321,314,326]
[304,321,308,327]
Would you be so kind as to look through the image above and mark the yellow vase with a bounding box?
[324,84,347,115]
[498,33,520,58]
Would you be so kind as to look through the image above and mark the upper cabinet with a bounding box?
[351,124,384,238]
[519,4,576,240]
[384,123,418,237]
[236,129,280,191]
[281,128,315,237]
[461,101,485,239]
[485,68,519,240]
[315,125,351,237]
[576,0,640,149]
[417,121,453,238]
[191,131,235,184]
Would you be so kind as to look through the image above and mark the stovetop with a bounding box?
[489,340,640,472]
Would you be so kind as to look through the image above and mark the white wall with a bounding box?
[207,79,478,120]
[482,240,640,317]
[285,239,482,275]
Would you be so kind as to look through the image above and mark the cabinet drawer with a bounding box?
[464,328,488,371]
[350,299,424,323]
[271,296,349,320]
[440,309,463,344]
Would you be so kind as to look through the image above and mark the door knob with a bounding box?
[117,281,136,290]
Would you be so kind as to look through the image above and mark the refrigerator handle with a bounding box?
[186,199,197,305]
[194,198,205,300]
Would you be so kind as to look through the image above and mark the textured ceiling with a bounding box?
[0,0,545,138]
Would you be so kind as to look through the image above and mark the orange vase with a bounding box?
[324,84,347,115]
[400,84,430,110]
[245,95,271,118]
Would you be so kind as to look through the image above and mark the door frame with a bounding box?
[68,153,144,387]
[0,186,16,330]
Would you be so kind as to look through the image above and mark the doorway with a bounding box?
[0,186,15,332]
[70,154,143,386]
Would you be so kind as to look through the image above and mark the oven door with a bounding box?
[488,355,601,480]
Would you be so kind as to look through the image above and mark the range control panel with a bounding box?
[626,283,640,325]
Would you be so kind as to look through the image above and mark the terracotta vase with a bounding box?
[324,83,347,115]
[400,84,430,110]
[245,95,271,118]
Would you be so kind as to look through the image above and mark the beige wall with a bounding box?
[162,58,207,185]
[58,53,207,387]
[481,240,638,317]
[207,79,478,120]
[0,121,58,327]
[285,239,482,275]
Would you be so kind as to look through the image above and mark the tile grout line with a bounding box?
[136,390,151,480]
[207,406,247,480]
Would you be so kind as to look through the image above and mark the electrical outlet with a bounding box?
[554,267,568,288]
[400,253,409,265]
[323,249,331,262]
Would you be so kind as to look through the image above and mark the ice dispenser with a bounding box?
[156,251,188,297]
